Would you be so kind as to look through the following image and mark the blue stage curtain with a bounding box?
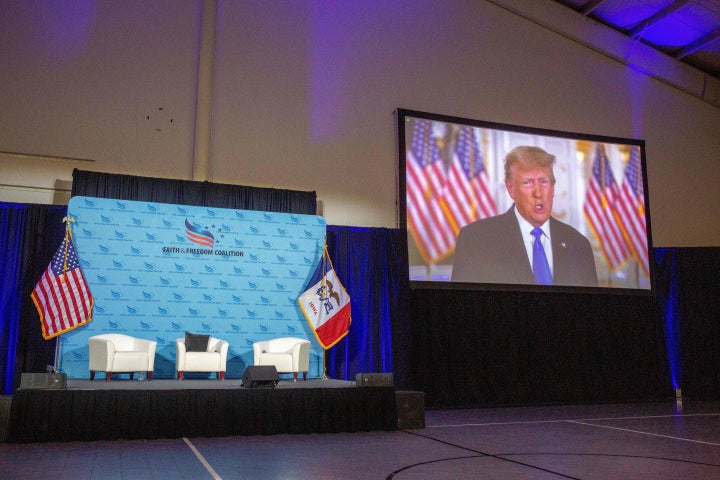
[0,202,67,394]
[653,248,681,392]
[325,226,410,387]
[71,169,318,215]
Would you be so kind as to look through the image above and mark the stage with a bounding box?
[7,378,401,443]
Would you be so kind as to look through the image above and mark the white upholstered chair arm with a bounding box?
[253,341,267,365]
[88,337,115,371]
[291,341,311,371]
[176,338,188,371]
[214,339,229,365]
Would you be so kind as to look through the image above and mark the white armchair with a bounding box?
[176,335,229,380]
[88,334,157,381]
[253,337,311,381]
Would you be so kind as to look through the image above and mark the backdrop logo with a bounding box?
[185,219,218,248]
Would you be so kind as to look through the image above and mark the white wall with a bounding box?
[1,0,718,246]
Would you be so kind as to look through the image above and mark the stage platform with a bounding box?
[7,378,399,443]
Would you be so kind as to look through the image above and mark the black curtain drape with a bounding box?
[71,169,318,215]
[1,202,67,394]
[408,286,670,408]
[673,248,720,398]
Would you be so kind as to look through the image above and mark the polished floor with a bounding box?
[1,398,719,479]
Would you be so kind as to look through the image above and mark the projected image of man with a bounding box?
[452,146,598,287]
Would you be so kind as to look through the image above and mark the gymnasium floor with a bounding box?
[1,398,719,479]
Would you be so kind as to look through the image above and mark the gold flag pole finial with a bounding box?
[61,216,76,279]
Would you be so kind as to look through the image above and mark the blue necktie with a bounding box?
[531,227,553,285]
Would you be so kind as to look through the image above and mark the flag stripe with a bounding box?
[583,144,629,269]
[315,302,352,349]
[615,147,649,275]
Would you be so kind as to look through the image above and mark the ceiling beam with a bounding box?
[627,0,693,39]
[674,27,720,59]
[579,0,607,16]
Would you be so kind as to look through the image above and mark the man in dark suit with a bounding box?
[452,146,598,287]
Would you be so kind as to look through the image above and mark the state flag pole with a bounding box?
[322,349,329,381]
[298,244,352,381]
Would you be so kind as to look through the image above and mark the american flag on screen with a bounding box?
[615,147,649,275]
[406,119,455,264]
[583,144,629,270]
[31,221,93,340]
[442,126,496,233]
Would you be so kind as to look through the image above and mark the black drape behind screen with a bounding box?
[408,287,671,408]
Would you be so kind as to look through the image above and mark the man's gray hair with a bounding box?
[504,146,556,184]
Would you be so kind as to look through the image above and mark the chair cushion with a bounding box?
[185,332,210,352]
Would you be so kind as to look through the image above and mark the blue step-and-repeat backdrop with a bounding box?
[59,196,327,379]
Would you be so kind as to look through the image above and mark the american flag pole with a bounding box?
[52,215,76,373]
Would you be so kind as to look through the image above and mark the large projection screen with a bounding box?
[397,109,653,293]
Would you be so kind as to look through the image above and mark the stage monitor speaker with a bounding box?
[19,373,67,390]
[355,372,393,387]
[242,366,279,388]
[396,390,425,429]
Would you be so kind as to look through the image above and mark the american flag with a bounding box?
[31,225,93,340]
[442,126,496,233]
[583,144,629,270]
[406,119,455,263]
[615,147,649,275]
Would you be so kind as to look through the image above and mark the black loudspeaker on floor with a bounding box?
[242,366,279,388]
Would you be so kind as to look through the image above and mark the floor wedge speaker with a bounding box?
[396,390,425,429]
[355,372,393,387]
[242,366,279,388]
[19,373,67,390]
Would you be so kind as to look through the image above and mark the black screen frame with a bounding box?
[396,108,655,296]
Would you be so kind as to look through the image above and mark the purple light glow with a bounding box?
[26,0,96,66]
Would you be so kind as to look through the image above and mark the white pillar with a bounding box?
[192,0,217,181]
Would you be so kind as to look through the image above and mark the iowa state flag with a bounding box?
[298,246,351,350]
[31,219,94,340]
